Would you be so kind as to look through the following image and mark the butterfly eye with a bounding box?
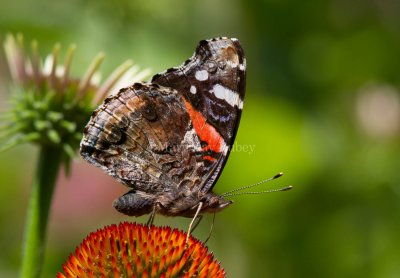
[206,61,218,73]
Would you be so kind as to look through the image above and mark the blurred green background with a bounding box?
[1,0,400,277]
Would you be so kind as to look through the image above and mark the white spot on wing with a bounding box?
[238,99,244,109]
[195,70,209,81]
[226,60,238,68]
[212,84,242,108]
[213,84,226,99]
[223,144,229,155]
[183,128,202,151]
[190,85,197,94]
[240,58,247,71]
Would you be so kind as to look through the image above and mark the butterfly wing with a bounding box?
[151,37,246,192]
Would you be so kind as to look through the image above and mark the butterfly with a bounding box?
[80,38,246,229]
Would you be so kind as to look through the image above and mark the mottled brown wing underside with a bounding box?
[80,83,207,193]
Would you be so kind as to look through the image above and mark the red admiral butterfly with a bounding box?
[80,38,246,224]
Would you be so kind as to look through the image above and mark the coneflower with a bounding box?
[59,222,225,278]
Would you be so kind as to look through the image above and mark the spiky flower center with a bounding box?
[59,222,225,278]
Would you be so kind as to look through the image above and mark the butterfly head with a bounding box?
[200,192,233,214]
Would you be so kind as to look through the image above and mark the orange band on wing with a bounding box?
[203,155,216,162]
[182,98,224,153]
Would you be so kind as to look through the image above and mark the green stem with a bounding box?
[21,147,63,278]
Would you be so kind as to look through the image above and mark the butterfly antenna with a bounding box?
[222,172,293,197]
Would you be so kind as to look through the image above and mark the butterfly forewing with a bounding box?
[151,37,246,192]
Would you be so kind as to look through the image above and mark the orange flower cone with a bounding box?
[58,222,225,278]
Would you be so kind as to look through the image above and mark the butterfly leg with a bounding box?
[186,202,203,245]
[191,214,203,233]
[203,212,216,244]
[146,203,158,226]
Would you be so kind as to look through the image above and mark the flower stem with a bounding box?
[21,147,63,278]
